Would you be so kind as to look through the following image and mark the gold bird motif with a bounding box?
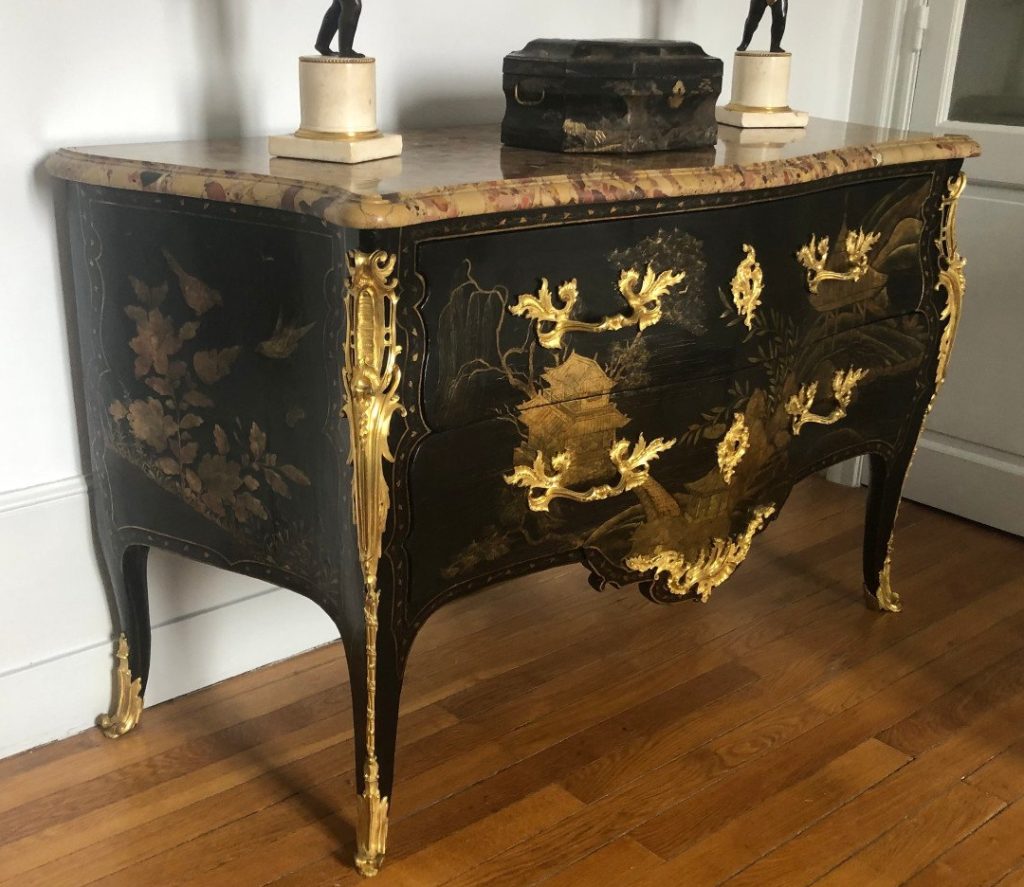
[257,316,316,359]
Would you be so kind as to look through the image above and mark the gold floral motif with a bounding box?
[509,264,687,350]
[506,435,676,513]
[717,413,750,485]
[731,244,764,330]
[786,367,870,436]
[97,634,143,739]
[342,250,406,878]
[108,254,312,533]
[626,505,776,602]
[935,174,968,391]
[797,229,882,294]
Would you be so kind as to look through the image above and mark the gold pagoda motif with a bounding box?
[516,354,630,487]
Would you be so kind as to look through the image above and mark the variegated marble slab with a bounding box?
[47,121,979,230]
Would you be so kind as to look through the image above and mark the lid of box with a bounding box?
[503,39,722,80]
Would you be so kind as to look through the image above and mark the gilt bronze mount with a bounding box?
[97,634,144,739]
[510,265,687,350]
[342,249,405,876]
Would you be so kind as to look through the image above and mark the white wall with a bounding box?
[0,0,865,759]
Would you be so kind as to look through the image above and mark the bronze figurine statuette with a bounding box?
[316,0,364,58]
[738,0,789,53]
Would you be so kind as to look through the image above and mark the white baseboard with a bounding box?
[0,476,338,760]
[903,431,1024,537]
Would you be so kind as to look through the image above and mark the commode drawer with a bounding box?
[416,174,935,432]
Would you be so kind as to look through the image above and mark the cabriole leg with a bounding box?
[862,452,914,613]
[97,543,151,737]
[862,172,968,613]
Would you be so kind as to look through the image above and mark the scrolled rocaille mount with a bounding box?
[342,249,406,878]
[717,413,750,485]
[506,435,676,513]
[509,264,686,350]
[97,633,144,739]
[934,173,968,392]
[786,368,870,436]
[731,244,763,330]
[626,505,777,603]
[797,229,881,294]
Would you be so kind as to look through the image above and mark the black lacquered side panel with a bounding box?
[68,186,355,612]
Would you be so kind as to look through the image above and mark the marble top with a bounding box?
[47,120,980,230]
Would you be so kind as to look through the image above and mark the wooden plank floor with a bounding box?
[3,477,1024,886]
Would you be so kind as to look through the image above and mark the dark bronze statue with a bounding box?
[316,0,364,58]
[738,0,788,54]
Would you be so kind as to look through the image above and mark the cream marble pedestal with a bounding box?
[717,52,809,130]
[269,56,402,164]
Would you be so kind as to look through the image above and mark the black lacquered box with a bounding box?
[501,38,723,154]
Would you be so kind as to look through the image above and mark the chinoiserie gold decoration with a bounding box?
[935,174,968,391]
[669,80,686,109]
[342,249,406,878]
[562,119,609,150]
[97,633,144,739]
[506,435,676,513]
[509,264,687,350]
[786,367,870,436]
[626,505,777,602]
[731,245,763,330]
[717,413,750,485]
[107,254,313,539]
[796,229,882,294]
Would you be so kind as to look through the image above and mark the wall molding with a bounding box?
[904,430,1024,537]
[0,473,338,760]
[0,474,89,515]
[0,587,338,760]
[917,430,1024,477]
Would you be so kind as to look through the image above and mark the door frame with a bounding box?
[850,0,928,130]
[910,0,1024,185]
[851,0,1024,535]
[828,1,925,488]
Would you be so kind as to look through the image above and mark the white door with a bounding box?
[899,0,1024,536]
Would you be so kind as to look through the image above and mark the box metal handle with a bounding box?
[514,83,546,107]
